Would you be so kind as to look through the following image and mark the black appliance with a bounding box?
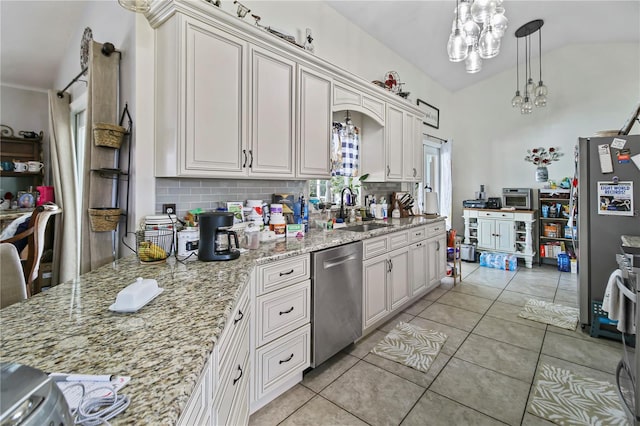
[462,199,487,208]
[198,212,240,261]
[487,197,502,209]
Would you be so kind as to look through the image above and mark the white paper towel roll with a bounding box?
[425,192,439,215]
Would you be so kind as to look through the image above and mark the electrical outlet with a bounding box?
[162,203,176,215]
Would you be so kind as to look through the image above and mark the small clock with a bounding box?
[18,193,35,209]
[81,27,93,72]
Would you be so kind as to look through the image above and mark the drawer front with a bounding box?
[215,325,249,425]
[178,360,212,426]
[257,254,310,295]
[255,324,311,400]
[363,235,389,259]
[217,285,249,370]
[408,226,426,243]
[256,280,311,347]
[478,211,514,220]
[389,230,409,250]
[426,222,445,238]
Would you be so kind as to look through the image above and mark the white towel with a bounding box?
[602,269,622,314]
[602,269,636,334]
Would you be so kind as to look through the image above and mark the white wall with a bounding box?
[450,42,640,232]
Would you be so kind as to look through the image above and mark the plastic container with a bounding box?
[244,224,260,249]
[270,203,283,214]
[177,228,199,257]
[557,253,570,272]
[269,213,286,238]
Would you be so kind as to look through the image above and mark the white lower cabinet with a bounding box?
[409,240,428,296]
[389,247,410,311]
[250,254,311,414]
[363,254,391,330]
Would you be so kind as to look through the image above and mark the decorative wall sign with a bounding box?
[597,181,633,216]
[417,99,439,129]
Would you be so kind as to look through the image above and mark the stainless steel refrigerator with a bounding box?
[578,135,640,326]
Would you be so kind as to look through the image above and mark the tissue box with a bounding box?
[286,224,305,238]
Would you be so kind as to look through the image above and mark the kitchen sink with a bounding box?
[336,223,391,233]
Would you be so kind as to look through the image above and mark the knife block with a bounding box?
[392,192,411,218]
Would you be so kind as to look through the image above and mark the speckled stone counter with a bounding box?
[0,216,444,424]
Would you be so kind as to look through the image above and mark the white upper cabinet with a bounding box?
[297,66,332,178]
[385,104,404,181]
[332,83,385,125]
[414,116,424,181]
[249,46,296,177]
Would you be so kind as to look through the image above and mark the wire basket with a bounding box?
[88,208,121,232]
[134,229,173,263]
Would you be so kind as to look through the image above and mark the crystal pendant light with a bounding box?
[462,19,480,45]
[490,7,508,38]
[521,37,533,114]
[465,43,482,73]
[447,0,468,62]
[471,0,497,24]
[457,0,472,23]
[534,28,548,107]
[478,25,500,59]
[117,0,151,13]
[511,38,523,108]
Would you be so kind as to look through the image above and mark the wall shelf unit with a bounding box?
[538,188,578,265]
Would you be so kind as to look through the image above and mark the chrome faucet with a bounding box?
[339,187,354,220]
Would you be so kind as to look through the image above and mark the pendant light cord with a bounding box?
[528,35,532,84]
[524,36,528,95]
[538,28,543,81]
[515,38,519,89]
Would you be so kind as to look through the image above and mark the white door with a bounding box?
[363,255,390,330]
[389,247,410,310]
[249,46,295,177]
[297,66,332,178]
[477,218,496,249]
[495,220,515,253]
[184,20,246,175]
[409,241,427,296]
[385,104,404,181]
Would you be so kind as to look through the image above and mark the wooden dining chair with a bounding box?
[0,243,28,308]
[0,204,59,297]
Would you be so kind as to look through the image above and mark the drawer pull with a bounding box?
[279,269,294,276]
[416,242,422,247]
[279,306,294,315]
[232,365,243,385]
[234,309,244,324]
[279,353,294,364]
[433,227,440,231]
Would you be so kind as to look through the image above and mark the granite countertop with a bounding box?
[0,216,443,424]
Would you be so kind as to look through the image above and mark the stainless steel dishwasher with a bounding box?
[310,241,363,367]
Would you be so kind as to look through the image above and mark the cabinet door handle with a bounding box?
[279,269,294,276]
[413,168,417,177]
[386,165,390,176]
[279,306,294,315]
[234,309,244,324]
[249,150,254,168]
[242,149,247,168]
[416,242,422,247]
[279,353,294,364]
[389,259,393,272]
[436,241,440,250]
[232,365,243,385]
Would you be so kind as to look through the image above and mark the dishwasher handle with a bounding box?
[323,254,358,270]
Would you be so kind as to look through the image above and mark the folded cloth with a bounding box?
[602,269,636,334]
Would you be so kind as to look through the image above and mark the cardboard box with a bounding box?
[544,223,561,238]
[286,224,305,238]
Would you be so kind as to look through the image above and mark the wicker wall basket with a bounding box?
[93,123,126,149]
[88,207,122,232]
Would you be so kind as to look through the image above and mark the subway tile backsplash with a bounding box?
[156,178,306,217]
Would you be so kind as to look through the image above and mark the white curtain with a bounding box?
[47,91,79,283]
[80,41,120,274]
[440,140,453,229]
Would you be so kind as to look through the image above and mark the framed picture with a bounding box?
[417,99,439,129]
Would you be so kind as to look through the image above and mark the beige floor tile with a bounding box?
[416,302,483,331]
[548,325,623,348]
[558,276,578,291]
[462,271,512,289]
[378,312,415,332]
[363,351,450,389]
[455,334,539,382]
[344,330,388,359]
[409,316,470,356]
[423,286,449,301]
[436,291,494,314]
[535,354,617,386]
[505,280,557,298]
[320,361,424,426]
[279,395,368,426]
[508,274,558,289]
[521,412,556,425]
[497,290,553,307]
[249,384,315,426]
[403,297,434,316]
[541,331,623,373]
[451,281,503,300]
[473,315,546,352]
[485,301,548,330]
[553,289,577,307]
[302,352,359,393]
[401,391,506,426]
[461,262,480,277]
[430,357,530,425]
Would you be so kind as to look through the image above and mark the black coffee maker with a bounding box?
[198,212,240,261]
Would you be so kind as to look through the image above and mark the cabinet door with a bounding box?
[183,19,247,175]
[437,234,448,281]
[426,237,439,289]
[385,104,404,181]
[363,255,390,330]
[389,247,410,310]
[297,66,332,178]
[413,116,424,181]
[495,220,515,253]
[409,241,427,296]
[250,47,295,177]
[477,218,495,249]
[403,112,416,181]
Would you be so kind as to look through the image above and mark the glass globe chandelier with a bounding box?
[447,0,508,74]
[512,19,549,114]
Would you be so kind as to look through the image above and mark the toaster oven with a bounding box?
[502,188,532,210]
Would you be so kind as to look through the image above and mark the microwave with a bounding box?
[502,188,532,210]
